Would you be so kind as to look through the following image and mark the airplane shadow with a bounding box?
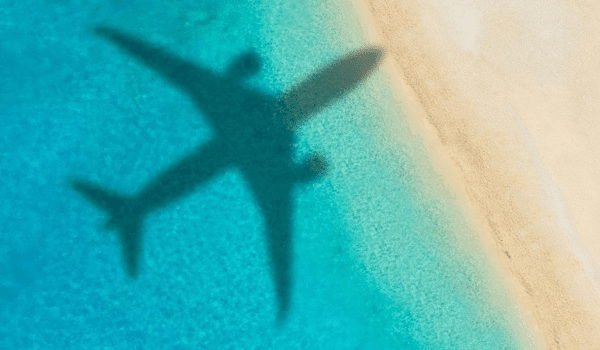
[70,26,384,322]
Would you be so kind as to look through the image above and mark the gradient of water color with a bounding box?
[0,0,534,348]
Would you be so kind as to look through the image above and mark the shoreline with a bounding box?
[354,0,600,348]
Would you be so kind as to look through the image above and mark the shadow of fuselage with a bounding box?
[71,26,384,322]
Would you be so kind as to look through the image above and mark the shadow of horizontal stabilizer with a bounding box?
[71,26,385,322]
[70,178,143,278]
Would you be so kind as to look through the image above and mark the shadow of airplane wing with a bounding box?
[93,26,215,96]
[243,173,295,323]
[279,46,385,130]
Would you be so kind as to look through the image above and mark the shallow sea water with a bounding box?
[0,0,534,348]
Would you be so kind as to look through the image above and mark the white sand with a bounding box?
[356,0,600,347]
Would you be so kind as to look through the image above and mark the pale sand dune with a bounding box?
[355,0,600,348]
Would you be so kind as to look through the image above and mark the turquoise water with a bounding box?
[0,0,534,348]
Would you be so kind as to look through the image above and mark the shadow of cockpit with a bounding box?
[70,26,385,322]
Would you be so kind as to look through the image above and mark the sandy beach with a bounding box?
[354,0,600,348]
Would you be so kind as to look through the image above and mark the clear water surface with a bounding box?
[0,0,534,348]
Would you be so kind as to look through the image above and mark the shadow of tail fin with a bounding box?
[69,178,144,278]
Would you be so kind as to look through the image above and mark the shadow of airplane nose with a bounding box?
[335,45,385,91]
[348,46,385,68]
[280,45,386,129]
